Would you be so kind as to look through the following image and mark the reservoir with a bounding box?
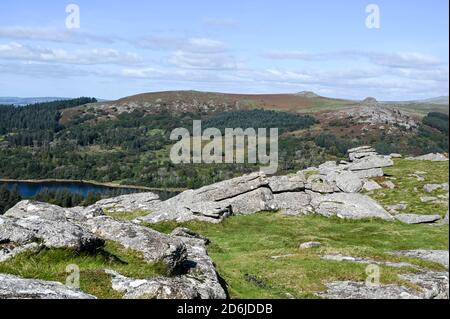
[0,180,177,201]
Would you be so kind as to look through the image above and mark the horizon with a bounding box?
[0,0,448,100]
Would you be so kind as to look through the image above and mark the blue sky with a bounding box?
[0,0,448,100]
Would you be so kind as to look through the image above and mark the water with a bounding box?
[0,180,177,201]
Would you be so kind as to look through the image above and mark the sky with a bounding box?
[0,0,448,100]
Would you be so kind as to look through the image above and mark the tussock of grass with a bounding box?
[148,213,448,299]
[0,241,168,299]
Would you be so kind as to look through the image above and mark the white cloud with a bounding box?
[0,26,116,44]
[168,50,239,70]
[0,42,142,65]
[136,36,227,53]
[263,50,445,70]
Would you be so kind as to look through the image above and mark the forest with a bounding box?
[0,98,448,190]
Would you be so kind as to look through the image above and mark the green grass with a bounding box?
[104,209,152,221]
[0,241,168,299]
[147,213,448,299]
[370,159,449,216]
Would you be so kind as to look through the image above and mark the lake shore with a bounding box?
[0,178,186,193]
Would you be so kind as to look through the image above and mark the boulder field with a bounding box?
[0,146,448,299]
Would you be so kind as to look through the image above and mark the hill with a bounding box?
[60,91,356,124]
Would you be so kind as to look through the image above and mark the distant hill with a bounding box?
[381,96,449,116]
[0,97,71,106]
[60,90,357,123]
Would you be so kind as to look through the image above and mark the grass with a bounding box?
[1,159,448,299]
[0,241,168,299]
[147,213,448,299]
[370,159,449,216]
[104,209,152,221]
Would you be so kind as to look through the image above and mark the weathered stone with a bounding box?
[395,214,441,224]
[222,187,273,215]
[306,175,336,194]
[382,181,396,189]
[0,242,40,263]
[362,180,382,191]
[185,202,232,220]
[390,250,449,269]
[318,281,421,299]
[349,151,378,162]
[170,227,210,245]
[267,174,305,193]
[268,192,312,215]
[105,228,227,299]
[335,171,363,193]
[311,193,394,220]
[407,153,449,161]
[423,183,448,193]
[390,153,402,158]
[386,203,408,213]
[349,156,394,171]
[3,201,103,251]
[299,242,321,249]
[0,274,96,299]
[321,254,416,268]
[347,146,375,154]
[84,216,187,272]
[90,192,161,213]
[399,272,449,299]
[421,196,438,203]
[194,172,268,202]
[353,168,384,179]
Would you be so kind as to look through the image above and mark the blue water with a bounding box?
[1,181,144,198]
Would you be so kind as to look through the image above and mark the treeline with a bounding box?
[204,109,317,134]
[422,112,449,136]
[33,188,102,208]
[0,186,21,215]
[0,98,97,145]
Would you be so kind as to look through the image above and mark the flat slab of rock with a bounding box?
[267,174,305,193]
[0,274,96,299]
[299,241,321,249]
[395,214,441,224]
[3,201,104,251]
[268,192,312,215]
[353,168,384,179]
[318,281,421,299]
[348,156,394,171]
[84,216,187,273]
[105,228,227,299]
[363,180,382,191]
[89,192,161,213]
[407,153,449,161]
[390,250,449,269]
[311,193,394,220]
[335,171,363,193]
[222,187,274,215]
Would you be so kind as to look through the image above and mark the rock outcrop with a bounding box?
[319,250,449,299]
[136,146,394,223]
[394,214,441,224]
[0,201,226,299]
[0,274,96,299]
[406,153,449,161]
[105,228,226,299]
